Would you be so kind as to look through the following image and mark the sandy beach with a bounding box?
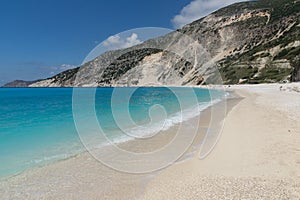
[1,84,300,199]
[141,83,300,199]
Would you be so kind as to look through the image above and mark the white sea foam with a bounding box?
[102,92,228,146]
[22,91,229,175]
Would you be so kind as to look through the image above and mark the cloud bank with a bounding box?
[172,0,249,29]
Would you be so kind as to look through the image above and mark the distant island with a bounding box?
[3,0,300,87]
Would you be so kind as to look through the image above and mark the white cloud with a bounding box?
[172,0,249,29]
[103,33,142,50]
[58,64,77,70]
[40,64,77,75]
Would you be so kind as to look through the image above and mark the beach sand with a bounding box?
[141,83,300,199]
[1,84,300,199]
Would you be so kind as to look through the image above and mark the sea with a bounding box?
[0,87,227,178]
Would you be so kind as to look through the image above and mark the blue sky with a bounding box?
[0,0,244,85]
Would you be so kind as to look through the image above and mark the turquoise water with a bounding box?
[0,87,226,178]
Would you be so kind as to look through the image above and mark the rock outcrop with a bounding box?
[5,0,300,87]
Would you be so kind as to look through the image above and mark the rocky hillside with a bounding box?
[2,80,39,87]
[6,0,300,87]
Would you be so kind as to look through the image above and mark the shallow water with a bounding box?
[0,87,226,178]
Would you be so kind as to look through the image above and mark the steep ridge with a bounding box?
[4,0,299,87]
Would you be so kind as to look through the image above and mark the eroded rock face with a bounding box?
[30,68,80,87]
[181,0,300,84]
[26,0,300,87]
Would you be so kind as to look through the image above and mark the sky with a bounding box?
[0,0,245,85]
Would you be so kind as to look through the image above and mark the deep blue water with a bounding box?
[0,87,226,178]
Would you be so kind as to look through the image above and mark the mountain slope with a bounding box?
[180,0,300,84]
[2,80,40,87]
[12,0,300,87]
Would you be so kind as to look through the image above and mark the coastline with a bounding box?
[0,86,228,180]
[0,87,239,199]
[1,83,299,199]
[141,83,300,199]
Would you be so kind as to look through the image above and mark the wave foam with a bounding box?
[106,93,228,145]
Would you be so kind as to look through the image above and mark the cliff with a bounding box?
[5,0,300,87]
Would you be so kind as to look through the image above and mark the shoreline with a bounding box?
[0,87,229,181]
[0,87,240,199]
[1,83,299,199]
[141,83,300,199]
